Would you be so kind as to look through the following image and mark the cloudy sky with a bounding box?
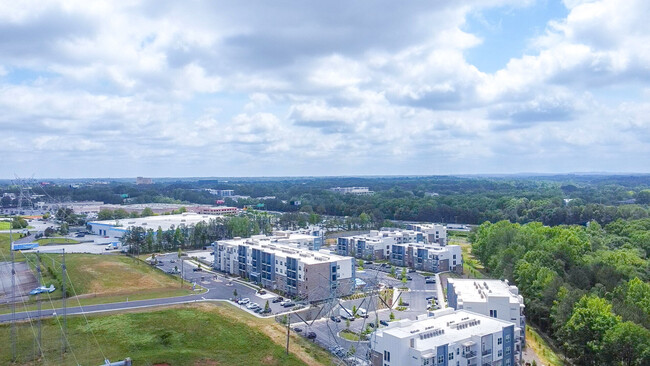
[1,0,649,178]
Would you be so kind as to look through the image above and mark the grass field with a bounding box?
[0,249,196,313]
[450,237,486,278]
[0,221,10,230]
[525,325,565,366]
[0,303,329,365]
[36,238,80,245]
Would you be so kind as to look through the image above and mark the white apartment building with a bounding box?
[447,279,525,356]
[212,236,355,302]
[391,243,463,273]
[337,229,420,260]
[371,308,517,366]
[406,223,448,246]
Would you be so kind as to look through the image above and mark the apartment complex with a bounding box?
[391,242,462,273]
[405,223,447,245]
[328,186,374,195]
[370,308,516,366]
[337,229,462,273]
[212,236,355,302]
[447,279,526,354]
[336,229,420,260]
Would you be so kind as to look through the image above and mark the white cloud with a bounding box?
[0,0,649,177]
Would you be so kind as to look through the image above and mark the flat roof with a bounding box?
[448,278,523,304]
[377,309,511,347]
[89,213,221,231]
[216,236,350,265]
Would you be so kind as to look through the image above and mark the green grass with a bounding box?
[525,325,565,366]
[451,237,486,278]
[0,304,314,366]
[0,221,10,230]
[0,252,196,313]
[339,329,367,342]
[36,238,80,245]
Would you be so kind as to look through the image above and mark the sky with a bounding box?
[1,0,649,178]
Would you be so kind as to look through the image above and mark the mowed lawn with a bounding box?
[0,247,195,313]
[34,253,193,298]
[0,221,10,230]
[0,303,328,366]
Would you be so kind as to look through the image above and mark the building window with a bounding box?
[437,355,444,364]
[505,360,511,366]
[384,350,390,362]
[506,346,511,355]
[505,335,511,343]
[448,352,454,360]
[490,310,498,318]
[498,337,502,345]
[498,350,502,357]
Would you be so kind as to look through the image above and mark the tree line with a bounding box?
[471,218,650,365]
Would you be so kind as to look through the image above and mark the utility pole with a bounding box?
[61,248,67,358]
[36,252,43,360]
[286,314,291,356]
[10,225,16,362]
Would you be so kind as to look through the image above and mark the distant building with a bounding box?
[370,308,517,366]
[336,228,461,273]
[88,212,221,237]
[328,187,374,195]
[205,189,234,197]
[447,278,526,355]
[187,206,238,215]
[136,177,153,185]
[212,236,355,302]
[405,223,447,245]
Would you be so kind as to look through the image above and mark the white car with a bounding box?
[246,302,259,309]
[238,298,250,305]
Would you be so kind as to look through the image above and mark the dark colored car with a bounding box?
[272,297,283,303]
[293,327,303,333]
[330,316,341,322]
[306,332,317,340]
[192,267,202,272]
[380,320,389,326]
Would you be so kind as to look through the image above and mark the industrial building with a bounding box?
[212,236,355,302]
[447,278,526,355]
[370,308,516,366]
[88,213,221,238]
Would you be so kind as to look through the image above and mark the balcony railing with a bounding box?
[463,351,477,358]
[482,349,492,356]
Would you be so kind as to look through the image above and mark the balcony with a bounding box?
[463,351,477,358]
[482,349,492,356]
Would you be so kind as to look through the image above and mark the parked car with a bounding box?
[306,332,317,340]
[246,302,259,309]
[293,327,302,333]
[169,259,176,263]
[257,289,266,295]
[283,302,296,308]
[192,267,202,272]
[238,298,250,305]
[330,316,341,322]
[379,320,389,326]
[272,297,284,303]
[29,285,55,295]
[368,322,375,328]
[261,308,272,314]
[426,296,435,300]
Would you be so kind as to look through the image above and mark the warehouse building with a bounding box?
[87,213,220,237]
[370,308,517,366]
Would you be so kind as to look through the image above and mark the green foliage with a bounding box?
[602,321,650,366]
[560,295,620,364]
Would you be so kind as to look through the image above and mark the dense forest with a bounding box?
[3,175,650,227]
[471,218,650,365]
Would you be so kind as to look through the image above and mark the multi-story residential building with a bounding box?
[447,279,526,355]
[337,229,462,273]
[391,243,462,273]
[337,229,419,260]
[212,236,354,302]
[405,223,448,245]
[370,308,517,366]
[328,186,374,195]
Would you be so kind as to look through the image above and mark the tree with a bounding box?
[59,222,69,235]
[141,207,154,217]
[264,300,270,312]
[97,209,113,220]
[602,321,650,366]
[390,266,396,278]
[44,226,55,237]
[352,305,357,317]
[233,289,238,298]
[389,312,395,321]
[636,190,650,204]
[345,318,350,330]
[401,268,407,285]
[560,295,620,365]
[42,212,51,220]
